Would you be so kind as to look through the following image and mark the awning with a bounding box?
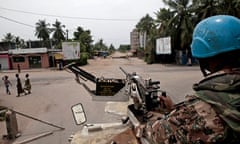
[54,53,63,60]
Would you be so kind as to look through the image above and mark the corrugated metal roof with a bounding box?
[8,48,47,54]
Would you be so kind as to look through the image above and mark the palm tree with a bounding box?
[191,0,222,21]
[73,26,84,40]
[2,33,15,42]
[152,0,240,64]
[155,8,175,37]
[15,36,25,48]
[191,0,240,23]
[52,19,66,46]
[153,0,196,64]
[161,0,195,50]
[35,20,51,47]
[135,14,156,63]
[1,33,25,49]
[136,14,155,35]
[232,0,240,18]
[218,0,240,18]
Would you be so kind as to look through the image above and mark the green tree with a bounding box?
[136,14,155,36]
[190,0,240,21]
[213,0,240,18]
[35,20,51,41]
[161,0,195,50]
[15,36,25,48]
[2,33,25,48]
[79,30,93,53]
[136,14,157,63]
[52,19,66,48]
[153,0,240,64]
[73,26,93,53]
[231,0,240,18]
[109,44,115,54]
[35,20,51,47]
[145,27,158,64]
[73,27,84,40]
[2,33,15,42]
[93,39,108,51]
[155,8,174,37]
[191,0,222,20]
[118,45,130,52]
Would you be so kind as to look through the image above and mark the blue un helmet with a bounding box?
[191,15,240,58]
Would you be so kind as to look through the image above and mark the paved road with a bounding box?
[0,55,202,144]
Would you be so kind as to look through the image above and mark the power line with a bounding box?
[0,6,138,22]
[0,15,34,28]
[0,15,126,42]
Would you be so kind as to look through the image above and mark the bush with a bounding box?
[64,52,89,66]
[77,52,89,65]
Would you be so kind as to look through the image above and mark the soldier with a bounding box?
[142,15,240,143]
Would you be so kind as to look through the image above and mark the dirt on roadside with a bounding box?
[0,135,12,144]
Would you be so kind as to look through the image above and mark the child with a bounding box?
[16,74,24,97]
[3,75,12,95]
[24,73,31,95]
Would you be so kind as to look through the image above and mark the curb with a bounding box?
[0,68,55,73]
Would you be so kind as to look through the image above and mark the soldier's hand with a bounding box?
[159,95,174,111]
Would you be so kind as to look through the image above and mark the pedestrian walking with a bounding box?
[16,74,24,97]
[2,75,12,95]
[24,73,31,95]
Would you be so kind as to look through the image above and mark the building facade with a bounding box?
[8,48,49,70]
[0,52,11,70]
[130,29,140,54]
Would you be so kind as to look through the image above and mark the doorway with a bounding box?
[29,56,41,68]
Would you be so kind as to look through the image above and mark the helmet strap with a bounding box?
[200,62,210,77]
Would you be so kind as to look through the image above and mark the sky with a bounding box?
[0,0,165,48]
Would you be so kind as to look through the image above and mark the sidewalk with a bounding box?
[0,68,58,74]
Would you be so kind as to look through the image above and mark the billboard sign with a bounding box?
[156,37,171,54]
[62,42,80,60]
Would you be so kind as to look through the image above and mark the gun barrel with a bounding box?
[66,63,96,83]
[119,67,128,75]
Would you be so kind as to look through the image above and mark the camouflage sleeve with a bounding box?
[144,99,226,144]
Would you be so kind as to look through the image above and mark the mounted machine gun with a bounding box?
[65,62,128,101]
[65,62,166,106]
[66,63,168,143]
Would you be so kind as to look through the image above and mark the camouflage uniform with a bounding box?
[145,69,240,144]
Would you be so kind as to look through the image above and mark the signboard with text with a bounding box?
[62,42,80,60]
[156,37,171,54]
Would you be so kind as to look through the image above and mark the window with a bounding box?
[13,56,25,62]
